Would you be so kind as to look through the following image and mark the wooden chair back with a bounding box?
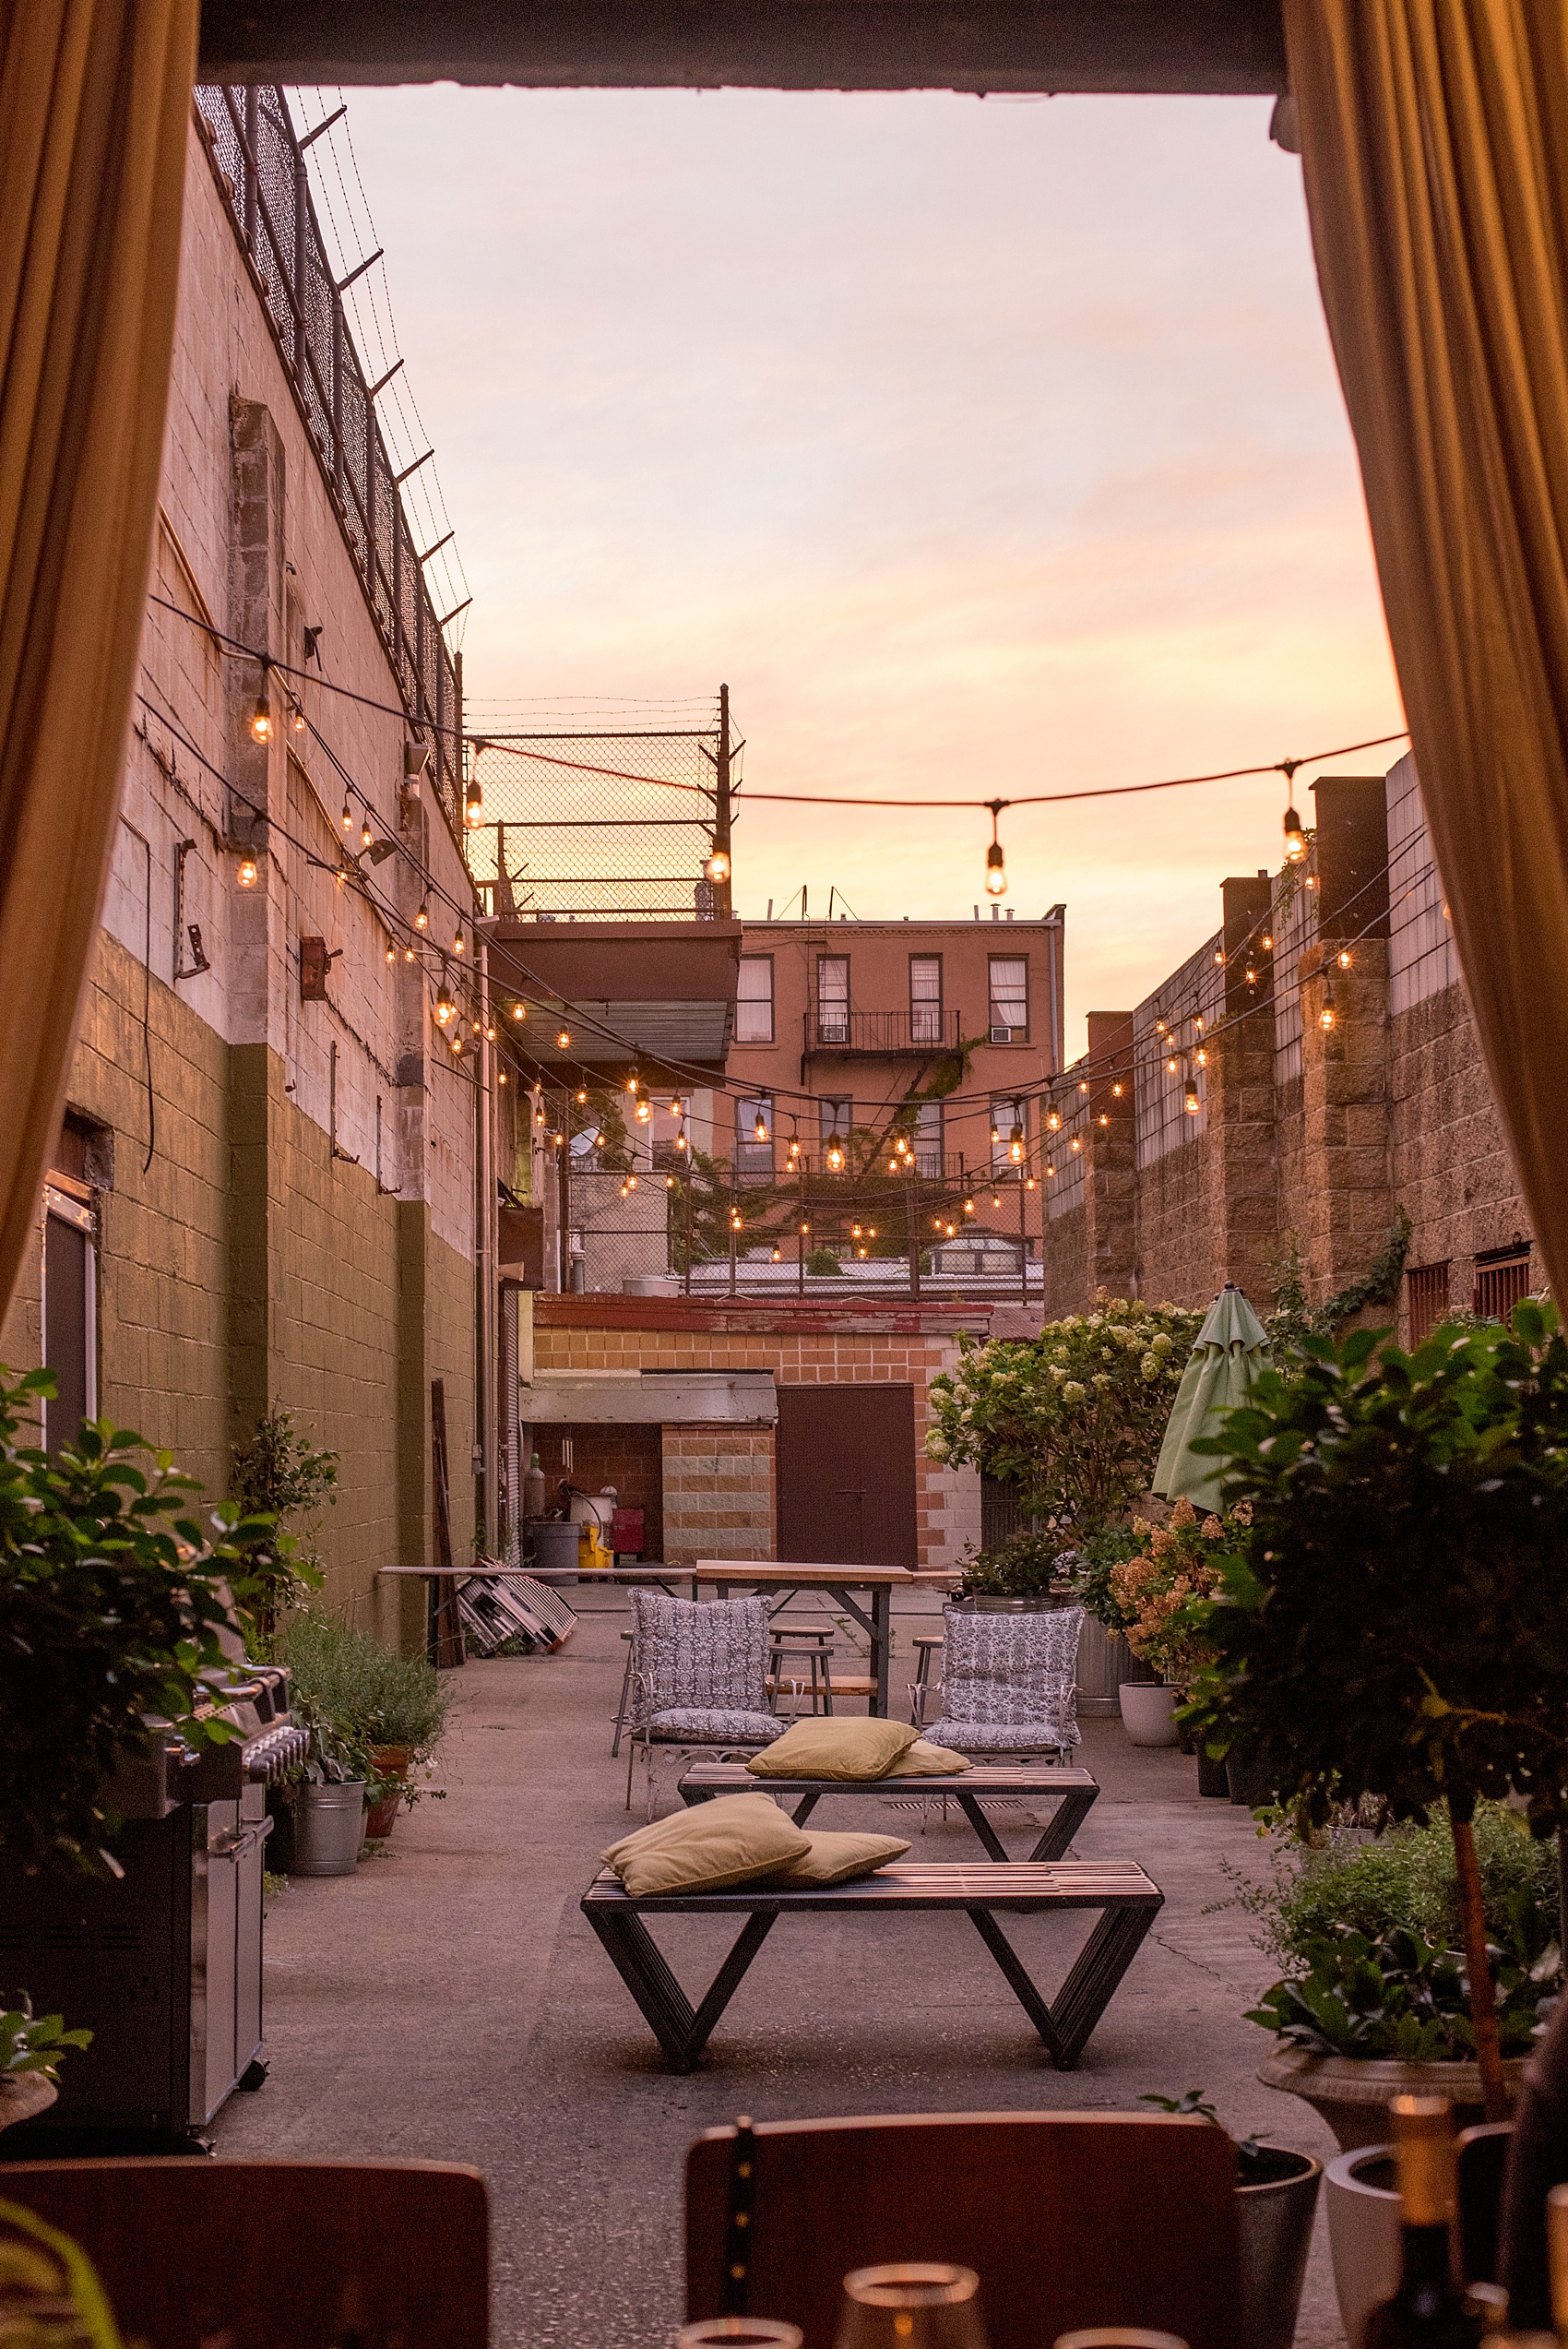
[686,2111,1240,2349]
[0,2157,488,2349]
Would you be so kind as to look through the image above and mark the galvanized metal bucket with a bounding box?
[289,1781,367,1876]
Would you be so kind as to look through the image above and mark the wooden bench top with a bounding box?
[681,1759,1097,1795]
[583,1857,1157,1914]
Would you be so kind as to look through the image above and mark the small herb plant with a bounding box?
[2,2007,91,2083]
[0,1365,267,1875]
[1141,2088,1262,2164]
[280,1613,451,1802]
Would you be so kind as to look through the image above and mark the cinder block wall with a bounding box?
[661,1425,776,1568]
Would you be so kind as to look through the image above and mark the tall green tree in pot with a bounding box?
[1183,1302,1568,2123]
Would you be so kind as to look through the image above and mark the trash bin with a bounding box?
[529,1520,581,1580]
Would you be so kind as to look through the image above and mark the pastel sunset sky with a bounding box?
[326,84,1405,1056]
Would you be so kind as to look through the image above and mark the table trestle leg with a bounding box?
[586,1907,779,2072]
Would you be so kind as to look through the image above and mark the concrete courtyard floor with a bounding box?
[216,1587,1347,2349]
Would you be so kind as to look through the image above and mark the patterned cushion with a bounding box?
[929,1714,1076,1753]
[934,1604,1085,1750]
[627,1591,773,1731]
[647,1708,785,1745]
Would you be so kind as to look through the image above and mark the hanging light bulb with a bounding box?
[465,778,482,828]
[771,1245,782,1262]
[984,801,1007,898]
[1047,1110,1061,1131]
[963,1197,975,1216]
[453,928,465,956]
[1337,948,1354,970]
[385,943,396,964]
[1070,1135,1081,1153]
[485,1023,496,1042]
[933,1217,944,1233]
[1046,1163,1055,1179]
[1183,1076,1201,1115]
[636,1094,652,1124]
[625,1073,640,1096]
[1166,1055,1179,1075]
[800,1219,811,1235]
[705,846,731,886]
[362,817,374,850]
[857,1246,868,1258]
[620,1181,630,1199]
[472,1017,482,1038]
[627,1174,639,1190]
[415,901,429,932]
[1283,804,1308,863]
[992,1191,1002,1209]
[1008,1125,1025,1164]
[434,979,455,1026]
[576,1088,588,1104]
[851,1222,862,1239]
[990,1118,1002,1145]
[236,851,259,888]
[341,795,353,832]
[826,1139,845,1172]
[403,944,416,963]
[498,1069,508,1086]
[675,1129,688,1152]
[556,1028,571,1049]
[1262,932,1274,951]
[1194,1012,1206,1032]
[887,1158,898,1174]
[1098,1112,1109,1126]
[450,1031,464,1055]
[670,1095,684,1118]
[666,1172,676,1189]
[1026,1175,1036,1190]
[1155,1018,1167,1036]
[1078,1080,1089,1095]
[867,1225,877,1238]
[731,1210,742,1231]
[292,703,306,734]
[1195,1046,1208,1067]
[1320,986,1336,1031]
[1111,1081,1123,1097]
[1245,964,1258,986]
[754,1108,769,1143]
[250,696,272,744]
[512,1001,526,1021]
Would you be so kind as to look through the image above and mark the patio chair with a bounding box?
[0,2157,488,2349]
[624,1588,784,1813]
[919,1602,1085,1759]
[685,2110,1239,2349]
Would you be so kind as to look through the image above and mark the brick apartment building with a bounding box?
[0,91,483,1646]
[1039,757,1536,1338]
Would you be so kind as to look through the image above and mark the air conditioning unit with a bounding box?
[990,1024,1015,1044]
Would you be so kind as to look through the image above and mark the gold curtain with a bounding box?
[1285,1,1568,1301]
[0,0,196,1318]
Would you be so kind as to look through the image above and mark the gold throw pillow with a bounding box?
[601,1794,811,1896]
[767,1830,911,1886]
[745,1715,920,1780]
[886,1739,972,1777]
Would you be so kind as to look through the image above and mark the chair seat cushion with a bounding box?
[602,1792,810,1894]
[930,1716,1080,1752]
[647,1707,785,1744]
[745,1715,918,1780]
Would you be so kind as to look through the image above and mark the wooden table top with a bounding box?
[693,1560,951,1587]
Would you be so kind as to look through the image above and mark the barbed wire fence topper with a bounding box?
[465,698,733,923]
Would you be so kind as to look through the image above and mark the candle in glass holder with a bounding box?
[1054,2332,1188,2349]
[677,2322,802,2349]
[835,2265,987,2349]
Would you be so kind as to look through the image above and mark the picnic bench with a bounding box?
[582,1856,1162,2072]
[678,1759,1099,1862]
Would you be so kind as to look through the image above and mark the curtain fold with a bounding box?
[0,0,196,1320]
[1285,0,1568,1302]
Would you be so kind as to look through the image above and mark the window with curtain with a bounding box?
[989,958,1028,1042]
[817,956,849,1043]
[736,956,774,1043]
[909,956,943,1043]
[913,1101,944,1175]
[736,1095,775,1173]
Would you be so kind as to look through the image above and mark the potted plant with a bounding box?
[957,1530,1070,1610]
[229,1405,338,1637]
[1141,2090,1322,2349]
[1183,1302,1568,2130]
[1058,1525,1157,1714]
[1104,1498,1241,1747]
[278,1615,450,1854]
[0,2003,91,2135]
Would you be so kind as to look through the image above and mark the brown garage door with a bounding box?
[775,1385,918,1568]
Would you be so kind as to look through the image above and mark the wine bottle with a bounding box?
[1363,2095,1471,2349]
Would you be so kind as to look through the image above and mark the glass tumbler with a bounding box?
[835,2264,988,2349]
[677,2321,803,2349]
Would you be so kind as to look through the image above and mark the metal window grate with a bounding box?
[1474,1250,1531,1323]
[195,88,464,829]
[1134,934,1217,1166]
[1406,1261,1451,1346]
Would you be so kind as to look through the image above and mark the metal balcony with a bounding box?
[803,1008,962,1056]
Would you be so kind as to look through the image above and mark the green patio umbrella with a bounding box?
[1152,1284,1271,1510]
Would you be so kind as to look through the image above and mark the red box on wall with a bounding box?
[612,1508,645,1558]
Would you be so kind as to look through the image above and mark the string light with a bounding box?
[1047,1110,1061,1131]
[636,1093,652,1124]
[826,1139,845,1172]
[485,1023,496,1042]
[1183,1076,1201,1115]
[236,851,258,888]
[403,944,415,962]
[867,1225,877,1238]
[666,1172,676,1188]
[754,1108,769,1143]
[464,778,482,828]
[1025,1176,1035,1191]
[450,1031,464,1055]
[962,1197,974,1215]
[498,1069,507,1085]
[1008,1125,1025,1164]
[675,1130,688,1152]
[705,846,731,885]
[1283,796,1308,863]
[1111,1081,1123,1097]
[292,703,306,734]
[1155,1018,1167,1036]
[1070,1136,1081,1152]
[415,901,429,932]
[1166,1054,1179,1074]
[1337,948,1353,969]
[340,795,353,832]
[1098,1112,1109,1126]
[250,696,271,744]
[1195,1046,1208,1067]
[453,929,465,956]
[625,1073,640,1096]
[670,1095,684,1117]
[385,943,396,964]
[556,1028,571,1049]
[800,1220,811,1235]
[731,1210,743,1230]
[1078,1080,1089,1095]
[1245,965,1257,985]
[851,1222,863,1239]
[984,801,1007,899]
[771,1245,782,1261]
[362,817,374,850]
[1046,1164,1055,1179]
[1261,932,1274,950]
[512,1001,526,1021]
[992,1191,1002,1209]
[1319,986,1336,1031]
[434,979,456,1026]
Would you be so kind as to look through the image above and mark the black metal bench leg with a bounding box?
[586,1906,778,2071]
[1045,1899,1160,2065]
[1028,1783,1099,1863]
[965,1906,1069,2065]
[953,1792,1013,1863]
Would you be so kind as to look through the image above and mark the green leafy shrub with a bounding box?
[230,1406,337,1630]
[927,1293,1202,1536]
[2,2007,91,2082]
[280,1614,451,1794]
[0,1366,267,1875]
[959,1531,1064,1598]
[805,1248,844,1276]
[1062,1525,1145,1630]
[1249,1916,1557,2061]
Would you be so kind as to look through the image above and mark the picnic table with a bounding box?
[678,1759,1099,1862]
[583,1856,1163,2072]
[692,1559,957,1717]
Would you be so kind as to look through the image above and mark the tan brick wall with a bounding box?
[1391,981,1533,1331]
[533,1307,982,1570]
[661,1425,777,1568]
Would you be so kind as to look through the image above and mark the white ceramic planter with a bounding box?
[1119,1681,1181,1746]
[1324,2142,1400,2349]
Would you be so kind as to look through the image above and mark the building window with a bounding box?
[736,955,774,1043]
[909,956,943,1043]
[1406,1262,1451,1346]
[989,958,1028,1043]
[736,1095,775,1172]
[991,1096,1027,1172]
[1474,1245,1531,1323]
[819,1097,852,1145]
[912,1101,944,1174]
[817,955,849,1044]
[43,1186,97,1456]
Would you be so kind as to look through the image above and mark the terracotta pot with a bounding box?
[1256,2044,1529,2152]
[366,1746,410,1840]
[1119,1681,1181,1747]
